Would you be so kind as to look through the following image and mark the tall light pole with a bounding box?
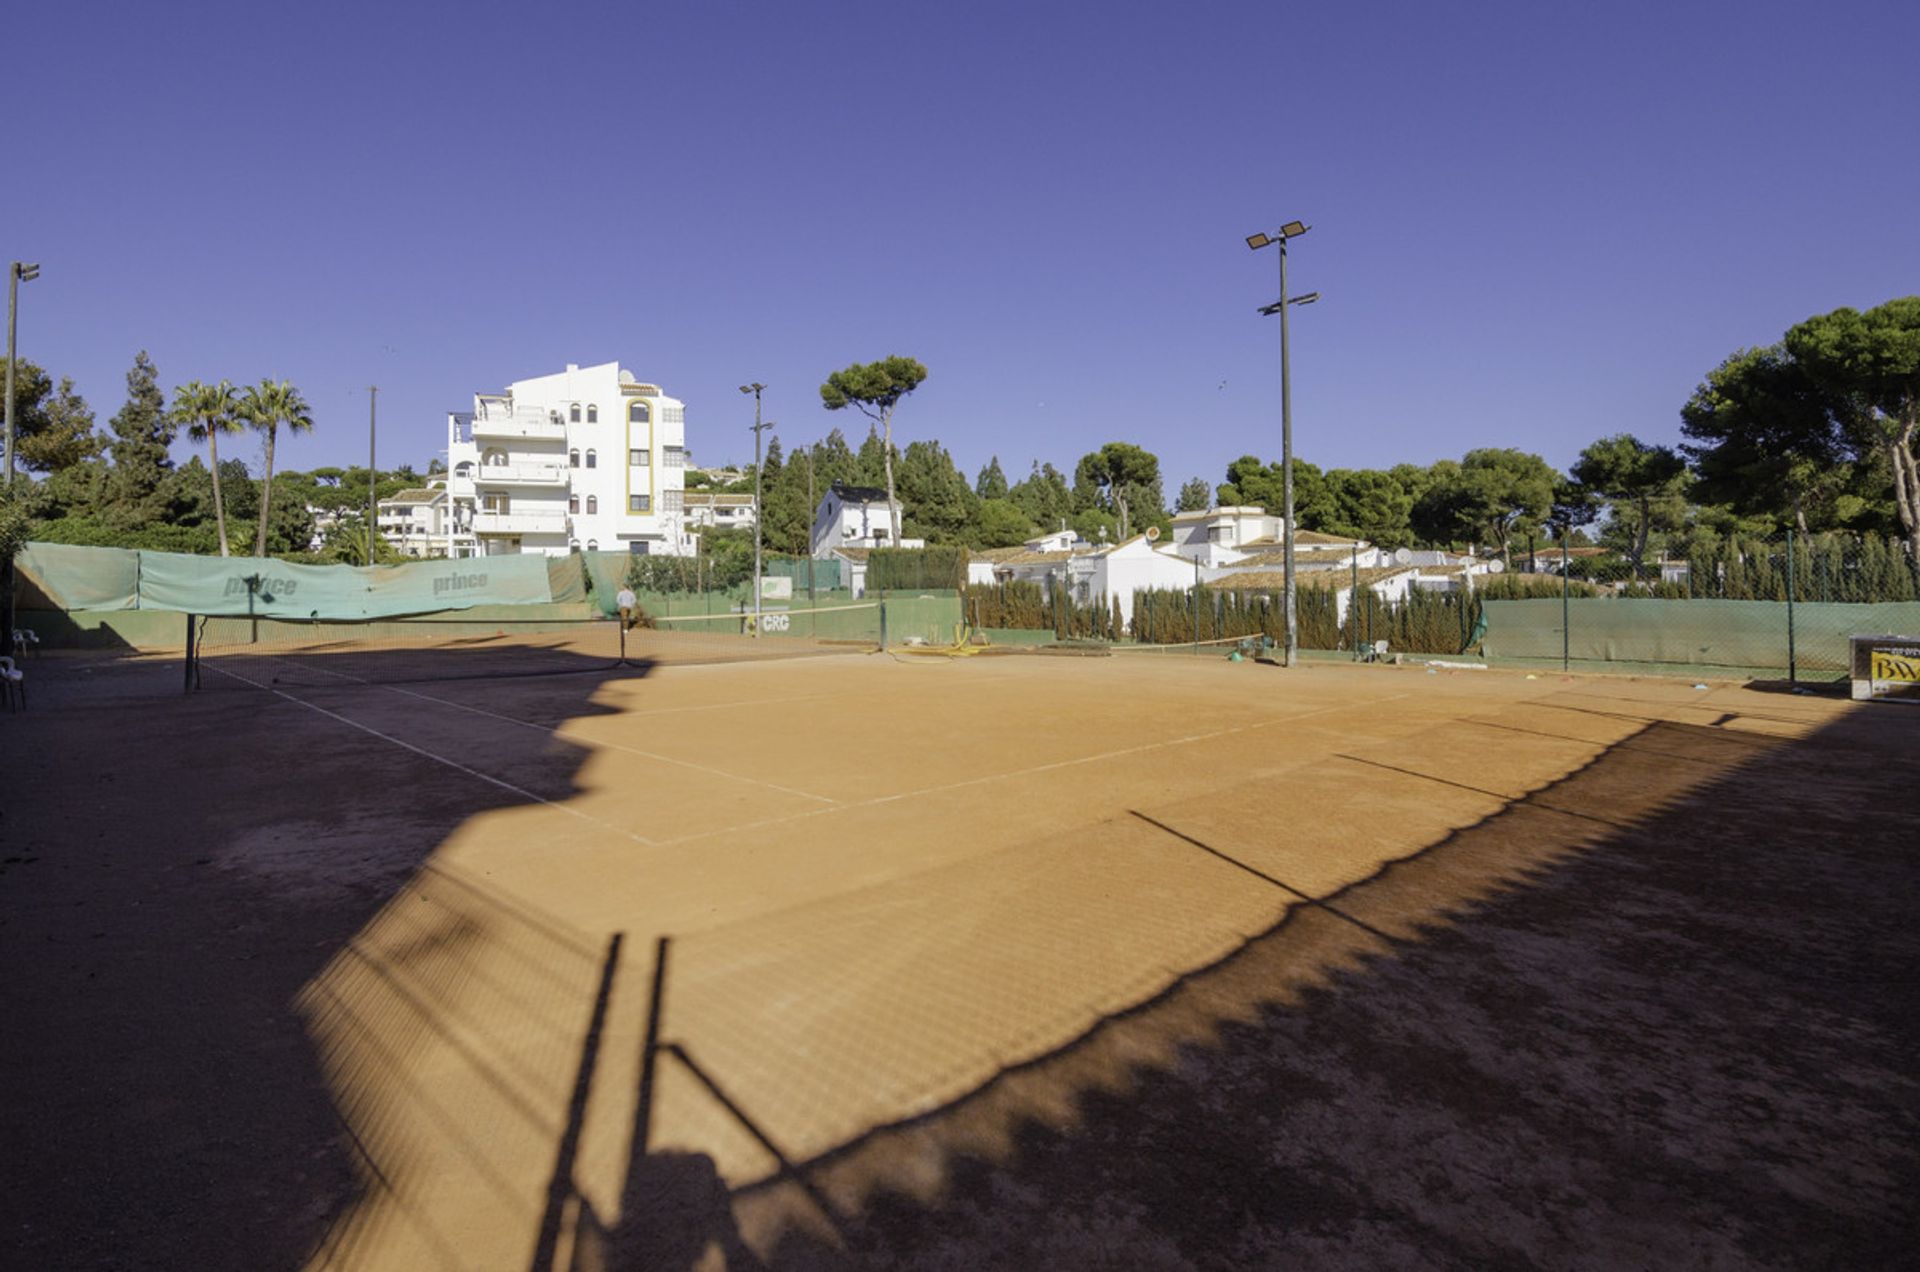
[367,386,379,565]
[4,261,42,487]
[1247,222,1319,666]
[740,383,769,633]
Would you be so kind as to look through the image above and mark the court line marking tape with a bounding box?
[654,692,1413,848]
[201,661,658,846]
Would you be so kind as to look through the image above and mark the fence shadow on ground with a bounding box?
[598,700,1917,1269]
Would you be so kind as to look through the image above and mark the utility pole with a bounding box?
[366,386,378,565]
[740,383,769,633]
[4,261,41,487]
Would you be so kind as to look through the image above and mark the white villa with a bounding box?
[442,362,692,558]
[811,483,924,556]
[684,491,757,533]
[965,505,1501,629]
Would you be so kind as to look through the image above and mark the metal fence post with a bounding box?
[1561,538,1571,673]
[1350,553,1359,660]
[1191,558,1200,656]
[1785,528,1797,685]
[878,593,888,649]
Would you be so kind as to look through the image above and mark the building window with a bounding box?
[663,445,685,467]
[586,404,598,423]
[629,402,650,424]
[585,449,597,469]
[629,494,650,513]
[630,542,648,555]
[586,495,598,514]
[569,449,580,468]
[587,540,598,551]
[570,403,581,423]
[569,495,579,514]
[662,490,684,512]
[630,448,649,466]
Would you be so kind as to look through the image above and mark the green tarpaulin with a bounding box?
[15,542,141,611]
[18,542,554,620]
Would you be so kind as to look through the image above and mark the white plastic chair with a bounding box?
[11,629,39,659]
[0,655,22,711]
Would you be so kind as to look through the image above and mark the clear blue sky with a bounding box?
[9,0,1916,493]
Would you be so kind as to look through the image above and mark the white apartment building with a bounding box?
[376,486,450,558]
[444,361,691,558]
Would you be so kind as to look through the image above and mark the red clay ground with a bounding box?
[1,646,1915,1270]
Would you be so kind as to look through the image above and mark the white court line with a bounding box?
[201,662,657,847]
[221,648,841,805]
[656,692,1413,847]
[378,683,841,805]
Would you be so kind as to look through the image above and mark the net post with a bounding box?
[878,593,888,649]
[184,613,196,693]
[1785,528,1797,685]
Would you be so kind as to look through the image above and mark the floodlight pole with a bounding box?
[741,383,769,634]
[367,386,378,565]
[5,261,40,488]
[1277,239,1297,667]
[1249,224,1311,666]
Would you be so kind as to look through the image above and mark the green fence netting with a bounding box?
[1481,598,1920,674]
[15,542,141,611]
[18,541,555,620]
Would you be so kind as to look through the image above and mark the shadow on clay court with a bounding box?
[7,656,1917,1270]
[0,648,652,1271]
[571,704,1918,1270]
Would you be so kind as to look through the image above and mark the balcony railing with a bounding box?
[471,415,567,441]
[473,462,566,487]
[472,511,569,536]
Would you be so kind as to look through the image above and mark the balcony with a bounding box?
[472,413,566,442]
[473,462,567,487]
[472,511,569,536]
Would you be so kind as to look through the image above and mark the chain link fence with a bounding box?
[960,532,1920,682]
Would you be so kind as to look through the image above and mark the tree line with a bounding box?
[5,296,1914,575]
[754,300,1917,573]
[0,350,439,563]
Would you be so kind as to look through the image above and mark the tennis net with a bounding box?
[186,601,885,689]
[632,600,884,664]
[187,614,633,689]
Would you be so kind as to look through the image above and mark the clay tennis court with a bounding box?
[4,641,1916,1269]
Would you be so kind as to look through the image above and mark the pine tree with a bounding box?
[976,456,1009,501]
[104,351,176,527]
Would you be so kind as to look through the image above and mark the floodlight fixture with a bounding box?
[1246,233,1272,251]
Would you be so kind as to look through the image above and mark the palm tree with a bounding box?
[170,380,242,557]
[239,379,314,558]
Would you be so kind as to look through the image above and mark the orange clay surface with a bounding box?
[3,646,1914,1270]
